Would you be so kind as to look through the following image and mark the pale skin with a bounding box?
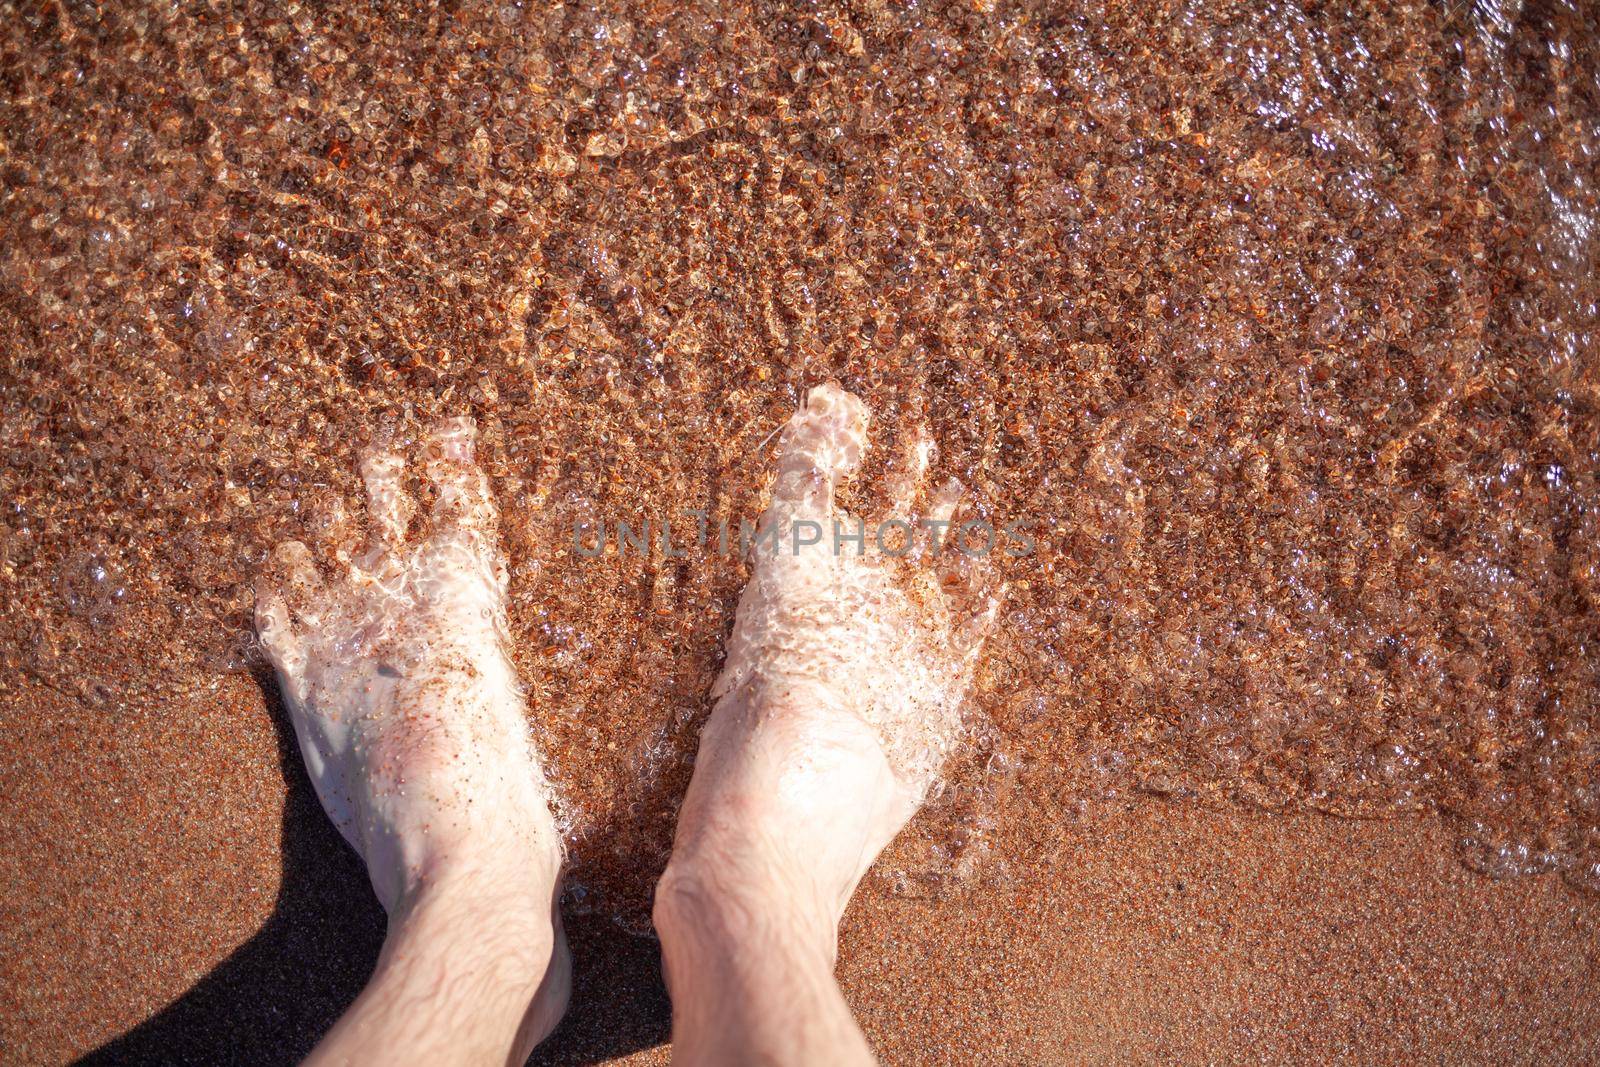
[255,384,999,1065]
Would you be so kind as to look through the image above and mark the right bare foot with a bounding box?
[657,382,1002,950]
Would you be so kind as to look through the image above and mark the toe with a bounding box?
[770,382,870,518]
[254,580,307,684]
[882,421,932,524]
[269,540,326,619]
[309,494,358,568]
[423,417,496,532]
[955,580,1006,662]
[917,477,963,557]
[360,447,414,548]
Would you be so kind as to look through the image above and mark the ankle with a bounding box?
[654,858,841,969]
[306,856,568,1067]
[370,802,563,917]
[651,863,876,1067]
[391,856,559,960]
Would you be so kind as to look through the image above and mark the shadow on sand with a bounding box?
[79,671,670,1067]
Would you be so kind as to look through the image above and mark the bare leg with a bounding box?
[256,418,569,1067]
[654,384,1001,1065]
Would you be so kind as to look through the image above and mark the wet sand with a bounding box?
[2,0,1599,1061]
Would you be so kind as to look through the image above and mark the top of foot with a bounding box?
[667,382,1003,929]
[714,381,1002,798]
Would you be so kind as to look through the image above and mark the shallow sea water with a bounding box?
[1,0,1597,935]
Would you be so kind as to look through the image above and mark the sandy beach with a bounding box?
[2,0,1596,1061]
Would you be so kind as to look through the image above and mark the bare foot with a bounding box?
[255,417,569,1057]
[659,381,1002,945]
[652,384,1001,1064]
